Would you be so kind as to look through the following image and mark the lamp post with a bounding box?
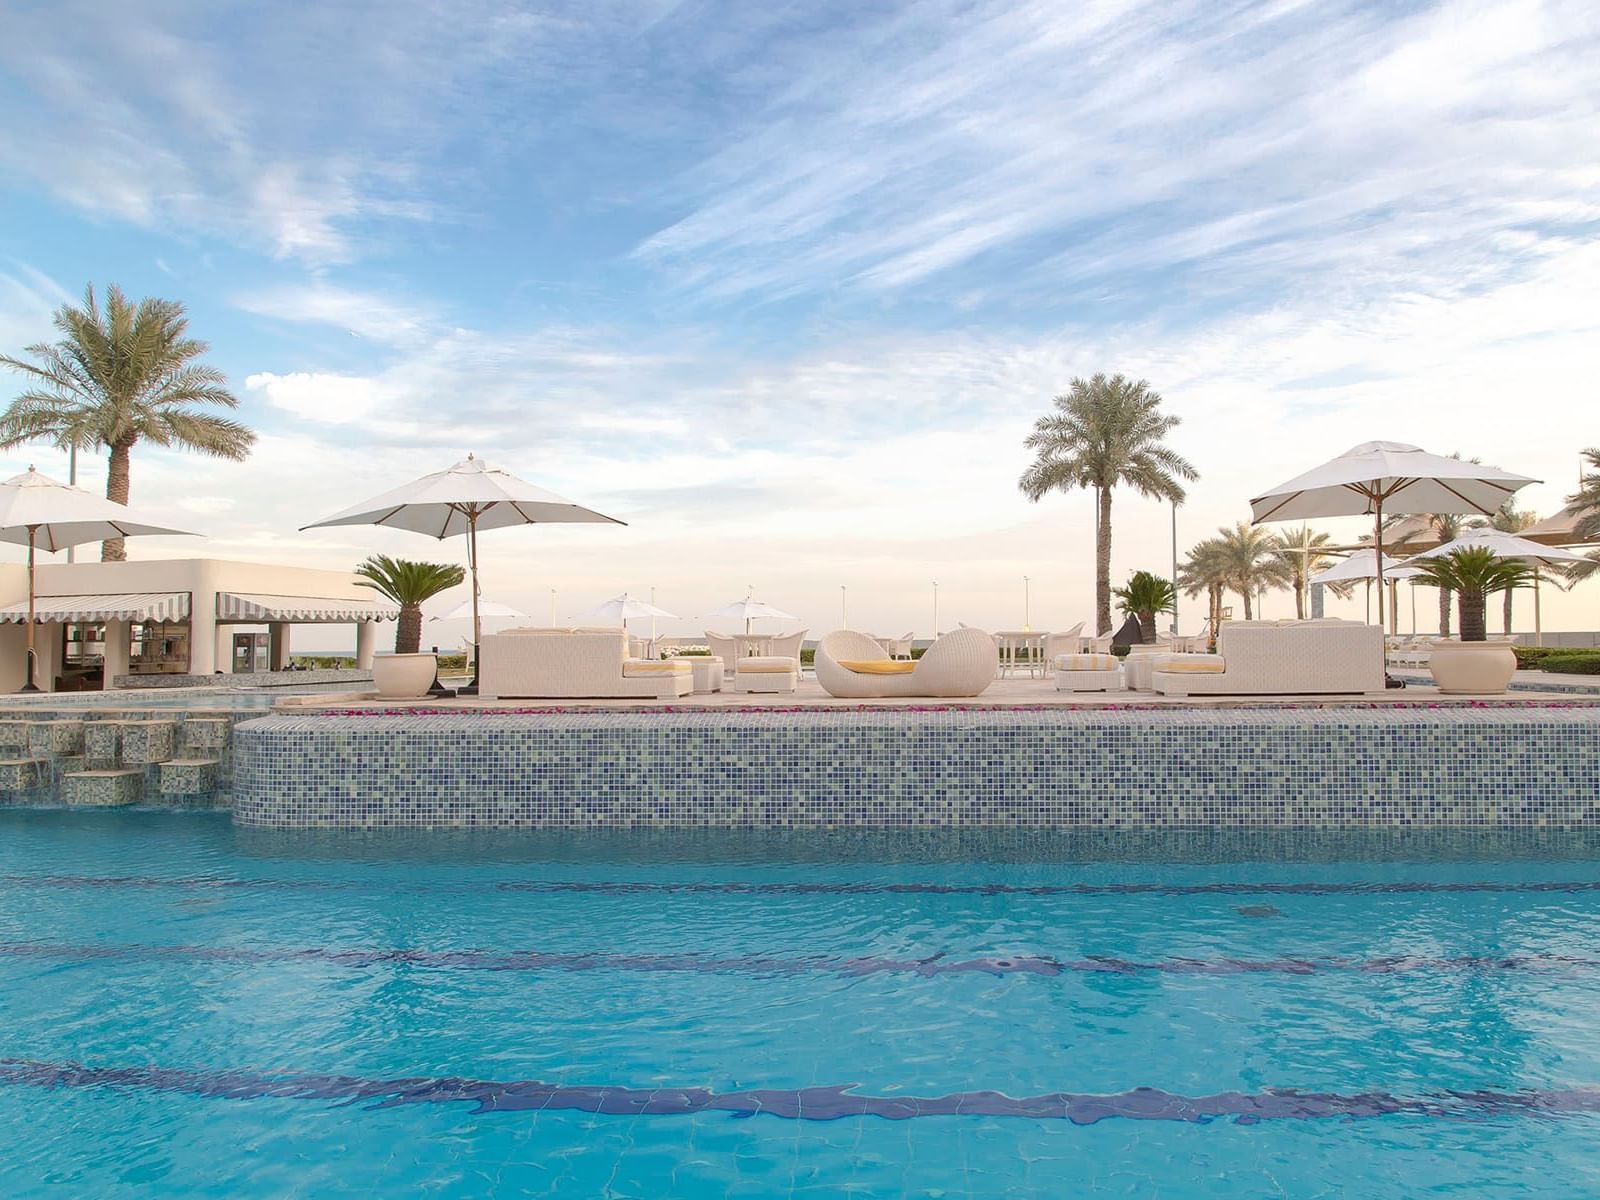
[932,581,939,638]
[548,588,557,626]
[841,585,848,629]
[1170,501,1179,637]
[1023,576,1031,631]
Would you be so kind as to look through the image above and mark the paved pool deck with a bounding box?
[274,674,1600,713]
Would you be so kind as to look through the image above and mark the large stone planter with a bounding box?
[1428,639,1516,695]
[371,652,437,699]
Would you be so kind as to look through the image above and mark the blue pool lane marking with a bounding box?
[2,1059,1598,1125]
[8,874,1600,897]
[7,941,1600,978]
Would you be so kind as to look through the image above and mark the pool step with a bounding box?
[61,768,144,807]
[28,721,85,756]
[0,757,47,791]
[181,718,233,751]
[159,758,221,795]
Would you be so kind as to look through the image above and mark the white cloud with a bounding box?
[245,373,386,425]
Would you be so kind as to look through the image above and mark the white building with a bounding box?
[0,558,396,692]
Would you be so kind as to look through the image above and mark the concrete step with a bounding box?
[159,758,221,795]
[0,757,47,791]
[62,768,143,807]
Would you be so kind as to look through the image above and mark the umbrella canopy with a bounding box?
[571,593,679,624]
[1411,528,1590,569]
[705,593,798,634]
[431,598,528,622]
[1310,550,1423,585]
[303,455,623,691]
[0,467,201,691]
[1251,441,1538,626]
[0,467,198,552]
[1516,506,1595,548]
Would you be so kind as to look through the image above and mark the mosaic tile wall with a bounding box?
[233,706,1600,830]
[0,705,254,809]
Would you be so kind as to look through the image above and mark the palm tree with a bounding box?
[1020,374,1197,635]
[355,555,466,654]
[1212,521,1290,619]
[1564,449,1600,584]
[1112,570,1176,644]
[1410,548,1533,642]
[1180,538,1231,643]
[1471,502,1539,634]
[1272,525,1351,619]
[0,284,255,560]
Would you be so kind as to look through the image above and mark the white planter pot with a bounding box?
[1428,639,1516,695]
[371,652,437,699]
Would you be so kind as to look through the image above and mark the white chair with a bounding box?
[1043,623,1087,672]
[765,629,808,663]
[814,629,997,698]
[705,632,741,676]
[884,632,915,660]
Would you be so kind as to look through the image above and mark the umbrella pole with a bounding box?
[1535,573,1542,648]
[1372,501,1386,629]
[460,510,482,696]
[20,525,39,693]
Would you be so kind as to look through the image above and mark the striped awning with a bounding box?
[217,592,398,623]
[0,592,191,624]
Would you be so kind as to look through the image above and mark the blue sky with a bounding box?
[1,0,1598,641]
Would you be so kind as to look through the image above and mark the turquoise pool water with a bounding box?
[3,813,1600,1197]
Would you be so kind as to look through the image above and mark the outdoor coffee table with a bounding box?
[678,657,724,694]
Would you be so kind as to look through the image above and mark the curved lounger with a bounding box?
[815,629,997,699]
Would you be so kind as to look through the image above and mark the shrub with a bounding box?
[1543,653,1600,675]
[1516,647,1597,669]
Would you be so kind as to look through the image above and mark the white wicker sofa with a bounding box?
[478,628,693,700]
[814,628,998,699]
[1150,619,1384,697]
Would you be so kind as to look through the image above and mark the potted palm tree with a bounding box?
[1410,547,1532,694]
[355,555,466,698]
[1112,571,1176,644]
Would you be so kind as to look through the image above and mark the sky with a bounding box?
[0,0,1597,649]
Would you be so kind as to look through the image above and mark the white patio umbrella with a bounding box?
[431,598,528,622]
[705,591,798,634]
[1310,550,1424,632]
[571,593,679,625]
[302,454,622,692]
[1251,442,1538,629]
[0,467,200,691]
[1412,528,1589,646]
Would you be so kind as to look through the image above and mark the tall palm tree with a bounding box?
[1272,525,1351,618]
[1564,448,1600,584]
[1213,521,1290,619]
[0,284,255,560]
[1020,374,1196,635]
[355,555,466,654]
[1180,537,1231,641]
[1471,502,1539,634]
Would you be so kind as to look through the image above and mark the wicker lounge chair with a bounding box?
[479,629,693,699]
[814,628,997,698]
[1150,619,1384,696]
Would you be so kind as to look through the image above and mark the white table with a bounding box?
[728,633,776,658]
[993,631,1048,678]
[678,657,724,694]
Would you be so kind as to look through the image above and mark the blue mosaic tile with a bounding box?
[232,706,1600,831]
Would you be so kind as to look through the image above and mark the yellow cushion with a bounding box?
[1055,653,1119,671]
[1159,656,1226,674]
[737,656,797,674]
[838,659,916,675]
[622,660,691,676]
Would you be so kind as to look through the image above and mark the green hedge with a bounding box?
[1515,646,1599,669]
[1543,653,1600,675]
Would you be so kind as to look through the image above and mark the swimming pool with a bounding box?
[4,812,1599,1197]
